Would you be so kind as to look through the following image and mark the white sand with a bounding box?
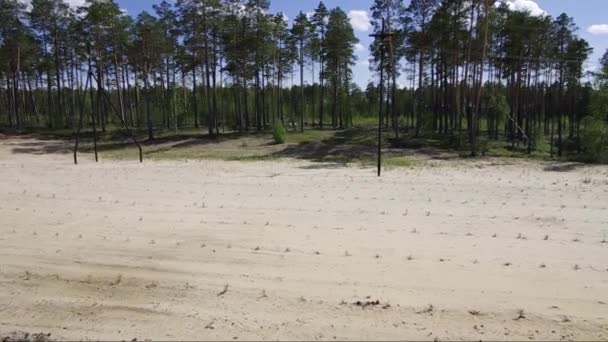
[1,136,607,341]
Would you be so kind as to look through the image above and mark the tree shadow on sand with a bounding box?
[543,163,586,172]
[4,130,247,156]
[273,128,460,165]
[4,127,462,164]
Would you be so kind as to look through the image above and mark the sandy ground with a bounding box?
[0,136,608,341]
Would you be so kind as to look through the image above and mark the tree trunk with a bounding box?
[145,75,153,140]
[192,67,199,129]
[300,39,305,133]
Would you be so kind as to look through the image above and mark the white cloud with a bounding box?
[305,11,314,20]
[65,0,87,8]
[354,43,365,52]
[348,10,371,32]
[500,0,546,17]
[19,0,87,10]
[588,24,608,35]
[584,62,599,73]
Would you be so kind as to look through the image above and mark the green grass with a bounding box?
[284,129,335,144]
[384,156,418,168]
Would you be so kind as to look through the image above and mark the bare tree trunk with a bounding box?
[471,0,490,156]
[144,74,153,140]
[192,67,199,129]
[300,39,305,133]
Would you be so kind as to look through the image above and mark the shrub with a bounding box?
[580,90,608,163]
[272,123,287,144]
[418,112,435,133]
[442,133,468,150]
[580,115,607,162]
[531,129,549,152]
[477,137,490,155]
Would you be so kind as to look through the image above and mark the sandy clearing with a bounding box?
[0,137,607,341]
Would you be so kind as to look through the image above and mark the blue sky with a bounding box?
[114,0,607,88]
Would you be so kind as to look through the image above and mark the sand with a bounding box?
[0,136,607,341]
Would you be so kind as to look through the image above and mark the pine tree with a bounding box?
[325,7,358,129]
[291,11,312,132]
[132,11,168,140]
[311,2,329,129]
[404,0,440,136]
[370,0,405,137]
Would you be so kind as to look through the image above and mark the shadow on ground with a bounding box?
[1,130,251,156]
[1,127,462,165]
[4,127,568,168]
[543,163,587,172]
[273,128,460,164]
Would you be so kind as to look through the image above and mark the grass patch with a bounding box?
[384,156,418,168]
[286,129,335,144]
[339,154,418,169]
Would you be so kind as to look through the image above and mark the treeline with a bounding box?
[370,0,605,158]
[0,0,364,139]
[0,0,606,160]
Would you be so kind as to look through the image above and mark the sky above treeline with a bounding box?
[37,0,608,88]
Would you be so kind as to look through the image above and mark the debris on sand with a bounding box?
[204,318,217,330]
[218,284,229,297]
[258,290,268,300]
[352,300,391,310]
[2,331,53,342]
[514,309,527,321]
[145,282,158,290]
[468,310,481,316]
[416,304,435,315]
[109,274,122,286]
